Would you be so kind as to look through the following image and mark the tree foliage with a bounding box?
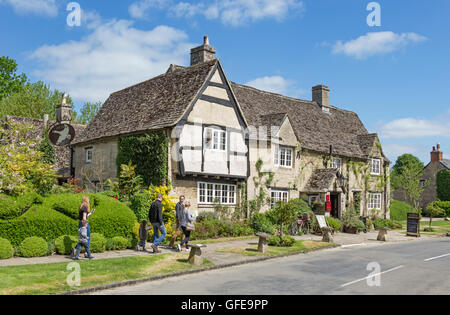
[437,170,450,201]
[76,101,102,125]
[0,56,27,101]
[272,200,298,240]
[396,160,428,210]
[391,154,424,190]
[0,121,57,196]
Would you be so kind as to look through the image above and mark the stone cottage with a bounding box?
[394,144,450,211]
[71,37,391,219]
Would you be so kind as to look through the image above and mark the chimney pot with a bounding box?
[431,144,443,162]
[204,36,209,46]
[190,36,216,66]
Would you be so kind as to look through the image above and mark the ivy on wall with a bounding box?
[116,132,168,187]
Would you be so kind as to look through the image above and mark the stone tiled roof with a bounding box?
[230,83,371,159]
[303,168,338,193]
[441,159,450,169]
[73,59,218,145]
[5,116,86,178]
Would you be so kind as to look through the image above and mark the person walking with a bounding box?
[149,194,165,253]
[169,195,186,249]
[177,201,195,252]
[137,220,151,251]
[71,196,95,258]
[73,220,94,260]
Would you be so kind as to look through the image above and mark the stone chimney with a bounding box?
[190,36,216,66]
[312,85,330,111]
[56,93,72,124]
[431,144,443,162]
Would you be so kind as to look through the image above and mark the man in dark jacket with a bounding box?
[169,195,186,249]
[149,194,165,253]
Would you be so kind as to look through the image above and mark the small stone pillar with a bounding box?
[256,233,270,253]
[188,244,206,265]
[321,227,334,243]
[376,227,389,242]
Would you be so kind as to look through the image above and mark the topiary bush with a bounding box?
[18,236,48,258]
[0,238,14,260]
[111,236,130,250]
[90,233,106,253]
[55,235,78,255]
[0,192,43,220]
[130,192,152,222]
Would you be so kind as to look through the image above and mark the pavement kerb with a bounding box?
[58,243,340,295]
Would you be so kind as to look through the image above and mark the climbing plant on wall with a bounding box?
[437,170,450,201]
[116,132,168,187]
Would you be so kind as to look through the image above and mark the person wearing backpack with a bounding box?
[148,194,165,253]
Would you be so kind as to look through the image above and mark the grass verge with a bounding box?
[216,240,336,257]
[0,253,212,295]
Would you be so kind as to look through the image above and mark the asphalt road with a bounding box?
[94,238,450,295]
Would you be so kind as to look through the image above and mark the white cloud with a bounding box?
[381,117,450,139]
[332,31,427,59]
[0,0,58,16]
[245,75,307,98]
[30,20,193,103]
[131,0,304,26]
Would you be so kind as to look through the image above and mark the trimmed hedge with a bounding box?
[90,233,106,253]
[0,193,137,246]
[390,200,414,221]
[55,235,78,255]
[0,238,14,260]
[0,192,43,220]
[130,192,152,222]
[109,236,130,250]
[267,235,295,247]
[18,237,48,258]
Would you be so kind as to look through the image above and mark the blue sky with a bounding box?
[1,0,449,164]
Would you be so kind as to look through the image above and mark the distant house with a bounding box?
[71,36,391,219]
[4,115,86,184]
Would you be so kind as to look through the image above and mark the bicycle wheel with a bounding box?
[289,222,298,236]
[301,222,310,235]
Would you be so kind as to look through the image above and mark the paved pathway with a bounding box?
[0,230,441,268]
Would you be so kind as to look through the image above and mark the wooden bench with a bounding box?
[256,232,271,253]
[188,244,207,265]
[321,227,334,243]
[376,227,389,242]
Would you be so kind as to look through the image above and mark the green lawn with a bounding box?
[0,253,212,295]
[398,219,450,235]
[216,240,336,257]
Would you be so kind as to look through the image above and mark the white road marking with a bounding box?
[340,265,405,288]
[424,253,450,262]
[341,243,366,248]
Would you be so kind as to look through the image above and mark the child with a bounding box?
[138,220,151,251]
[73,220,94,260]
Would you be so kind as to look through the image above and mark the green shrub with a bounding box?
[250,213,275,235]
[267,235,295,247]
[437,170,450,201]
[0,238,14,260]
[373,218,395,229]
[47,240,55,256]
[18,237,48,257]
[130,192,152,222]
[365,218,373,230]
[430,201,450,217]
[390,200,414,221]
[90,233,106,253]
[55,235,78,255]
[326,217,341,232]
[190,216,254,240]
[110,236,130,250]
[0,192,43,220]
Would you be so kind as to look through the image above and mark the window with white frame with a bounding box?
[330,157,342,171]
[274,146,293,168]
[370,158,381,175]
[270,190,289,207]
[85,148,93,163]
[368,193,382,210]
[198,182,236,205]
[204,128,226,151]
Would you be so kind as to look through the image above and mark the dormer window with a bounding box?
[204,127,226,151]
[330,157,342,171]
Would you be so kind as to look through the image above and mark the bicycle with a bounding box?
[289,216,310,236]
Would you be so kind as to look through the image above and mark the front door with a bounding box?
[330,193,340,218]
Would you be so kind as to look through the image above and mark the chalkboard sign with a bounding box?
[407,213,421,237]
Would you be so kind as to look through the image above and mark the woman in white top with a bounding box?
[177,201,194,252]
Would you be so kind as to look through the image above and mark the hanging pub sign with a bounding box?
[407,213,421,237]
[49,123,76,146]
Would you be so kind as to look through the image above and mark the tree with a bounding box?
[437,170,450,201]
[272,200,298,240]
[391,154,424,190]
[397,160,428,211]
[38,127,55,164]
[426,203,445,230]
[76,101,102,125]
[0,81,77,121]
[0,56,27,101]
[0,121,57,196]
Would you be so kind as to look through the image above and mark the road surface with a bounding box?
[94,238,450,295]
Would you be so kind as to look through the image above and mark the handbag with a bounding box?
[185,222,195,231]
